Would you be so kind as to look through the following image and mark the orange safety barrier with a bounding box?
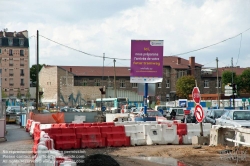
[52,123,67,128]
[75,127,88,139]
[26,119,33,132]
[55,157,72,166]
[55,135,76,150]
[175,123,187,145]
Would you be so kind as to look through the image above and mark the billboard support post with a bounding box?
[144,83,148,115]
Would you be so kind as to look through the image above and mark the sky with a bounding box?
[1,0,250,69]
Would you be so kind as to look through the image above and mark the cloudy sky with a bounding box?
[1,0,250,68]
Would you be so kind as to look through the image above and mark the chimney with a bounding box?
[13,31,16,37]
[177,57,181,64]
[189,57,195,76]
[70,67,72,72]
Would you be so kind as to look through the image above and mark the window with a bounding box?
[83,80,87,86]
[20,69,24,76]
[20,50,24,56]
[177,70,187,78]
[9,69,13,76]
[21,79,24,86]
[157,82,161,88]
[132,83,137,88]
[19,39,24,46]
[216,80,221,88]
[9,78,13,86]
[9,49,13,56]
[166,79,170,88]
[204,80,209,88]
[8,38,13,46]
[95,79,100,86]
[120,80,125,88]
[20,58,24,66]
[0,49,1,54]
[9,58,13,66]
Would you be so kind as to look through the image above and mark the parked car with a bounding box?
[166,107,185,120]
[155,105,169,117]
[204,109,227,124]
[130,108,167,121]
[215,110,250,128]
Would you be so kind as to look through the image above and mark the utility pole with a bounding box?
[113,59,117,98]
[231,57,235,109]
[216,57,220,108]
[101,53,105,110]
[36,30,39,111]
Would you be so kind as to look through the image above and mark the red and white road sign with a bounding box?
[192,87,201,104]
[194,105,204,123]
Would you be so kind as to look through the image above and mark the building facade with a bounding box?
[0,30,30,98]
[39,56,203,106]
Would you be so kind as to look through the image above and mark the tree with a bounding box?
[17,88,22,99]
[176,75,196,99]
[30,64,44,86]
[238,69,250,93]
[2,89,7,98]
[221,70,240,92]
[221,71,237,86]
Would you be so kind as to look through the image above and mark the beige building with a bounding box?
[0,30,30,98]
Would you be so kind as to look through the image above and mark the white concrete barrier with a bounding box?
[144,124,163,145]
[162,124,178,144]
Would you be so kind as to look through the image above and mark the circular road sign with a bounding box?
[192,87,201,104]
[194,105,204,123]
[101,106,106,112]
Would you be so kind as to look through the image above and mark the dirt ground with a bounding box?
[2,124,249,166]
[81,145,250,166]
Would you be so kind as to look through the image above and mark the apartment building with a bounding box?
[0,30,30,98]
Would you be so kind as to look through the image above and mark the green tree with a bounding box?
[221,71,237,86]
[30,64,44,86]
[2,89,7,98]
[238,69,250,93]
[25,89,31,100]
[176,75,196,99]
[17,88,21,99]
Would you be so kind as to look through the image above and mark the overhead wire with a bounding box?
[235,33,242,66]
[171,27,250,57]
[35,26,250,66]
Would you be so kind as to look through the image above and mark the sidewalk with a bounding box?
[0,124,34,166]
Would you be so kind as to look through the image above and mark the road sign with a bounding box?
[101,106,106,112]
[224,89,233,96]
[225,85,232,90]
[192,87,201,104]
[194,105,204,123]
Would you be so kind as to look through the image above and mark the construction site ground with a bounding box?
[0,124,250,166]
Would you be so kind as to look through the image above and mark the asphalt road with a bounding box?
[0,124,34,166]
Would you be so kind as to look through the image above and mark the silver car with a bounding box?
[216,110,250,128]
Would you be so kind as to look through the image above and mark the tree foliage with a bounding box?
[30,64,44,86]
[2,89,7,98]
[176,75,196,99]
[238,69,250,93]
[17,88,21,99]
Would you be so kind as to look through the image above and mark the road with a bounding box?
[0,124,34,166]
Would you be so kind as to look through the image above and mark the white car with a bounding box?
[215,110,250,128]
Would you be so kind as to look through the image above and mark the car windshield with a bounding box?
[233,111,250,120]
[214,110,226,118]
[147,111,163,117]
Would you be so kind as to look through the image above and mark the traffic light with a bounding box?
[99,87,105,94]
[232,83,237,94]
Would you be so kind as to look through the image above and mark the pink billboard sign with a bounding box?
[130,40,163,83]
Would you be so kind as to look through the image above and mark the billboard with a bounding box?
[130,40,163,83]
